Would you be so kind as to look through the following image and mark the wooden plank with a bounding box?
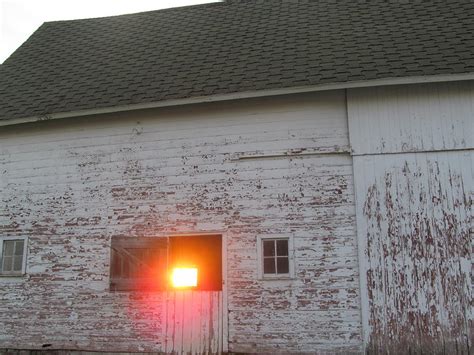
[221,234,229,353]
[210,292,220,354]
[190,291,203,354]
[199,292,209,354]
[181,291,193,354]
[218,291,223,354]
[175,291,185,354]
[164,292,175,354]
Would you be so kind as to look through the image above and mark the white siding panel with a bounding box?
[348,81,474,155]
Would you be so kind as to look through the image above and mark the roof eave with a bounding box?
[1,72,474,127]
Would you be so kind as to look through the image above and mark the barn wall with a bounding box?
[0,90,362,353]
[348,81,473,352]
[348,81,474,154]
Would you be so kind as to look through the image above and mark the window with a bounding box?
[110,235,222,291]
[110,236,168,291]
[0,237,28,276]
[168,235,222,291]
[257,236,294,279]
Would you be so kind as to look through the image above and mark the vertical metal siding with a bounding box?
[348,81,474,353]
[348,81,474,155]
[353,152,472,352]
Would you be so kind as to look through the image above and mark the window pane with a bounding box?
[122,259,130,278]
[263,240,275,257]
[3,256,13,272]
[4,241,14,256]
[13,255,23,271]
[14,241,24,256]
[111,251,122,277]
[110,236,170,291]
[263,257,276,274]
[130,249,143,260]
[276,257,289,274]
[276,240,288,256]
[129,261,138,278]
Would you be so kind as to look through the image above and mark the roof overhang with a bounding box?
[1,72,474,127]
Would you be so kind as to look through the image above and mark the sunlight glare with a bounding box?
[171,267,198,288]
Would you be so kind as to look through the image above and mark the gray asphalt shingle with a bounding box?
[0,0,473,121]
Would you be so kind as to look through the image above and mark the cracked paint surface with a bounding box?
[0,91,361,353]
[349,81,473,354]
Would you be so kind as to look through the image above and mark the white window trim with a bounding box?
[0,236,28,277]
[257,235,295,280]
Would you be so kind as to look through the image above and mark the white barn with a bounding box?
[0,1,472,354]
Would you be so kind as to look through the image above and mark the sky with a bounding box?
[0,0,218,63]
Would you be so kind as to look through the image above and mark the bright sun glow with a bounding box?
[171,267,198,288]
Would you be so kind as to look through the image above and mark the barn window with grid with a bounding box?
[0,237,28,276]
[258,237,294,279]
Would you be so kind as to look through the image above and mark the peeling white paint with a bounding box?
[2,81,470,354]
[348,81,473,353]
[0,90,361,353]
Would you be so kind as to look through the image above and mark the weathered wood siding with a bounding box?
[348,81,473,353]
[0,90,362,353]
[161,291,223,354]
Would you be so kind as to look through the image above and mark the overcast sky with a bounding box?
[0,0,218,63]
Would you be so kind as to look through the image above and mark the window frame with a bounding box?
[257,236,295,280]
[0,236,28,277]
[109,236,169,291]
[109,234,223,292]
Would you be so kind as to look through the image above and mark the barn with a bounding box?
[0,0,472,354]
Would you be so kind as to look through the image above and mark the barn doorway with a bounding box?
[110,234,226,354]
[162,234,225,354]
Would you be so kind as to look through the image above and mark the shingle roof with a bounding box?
[1,0,474,122]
